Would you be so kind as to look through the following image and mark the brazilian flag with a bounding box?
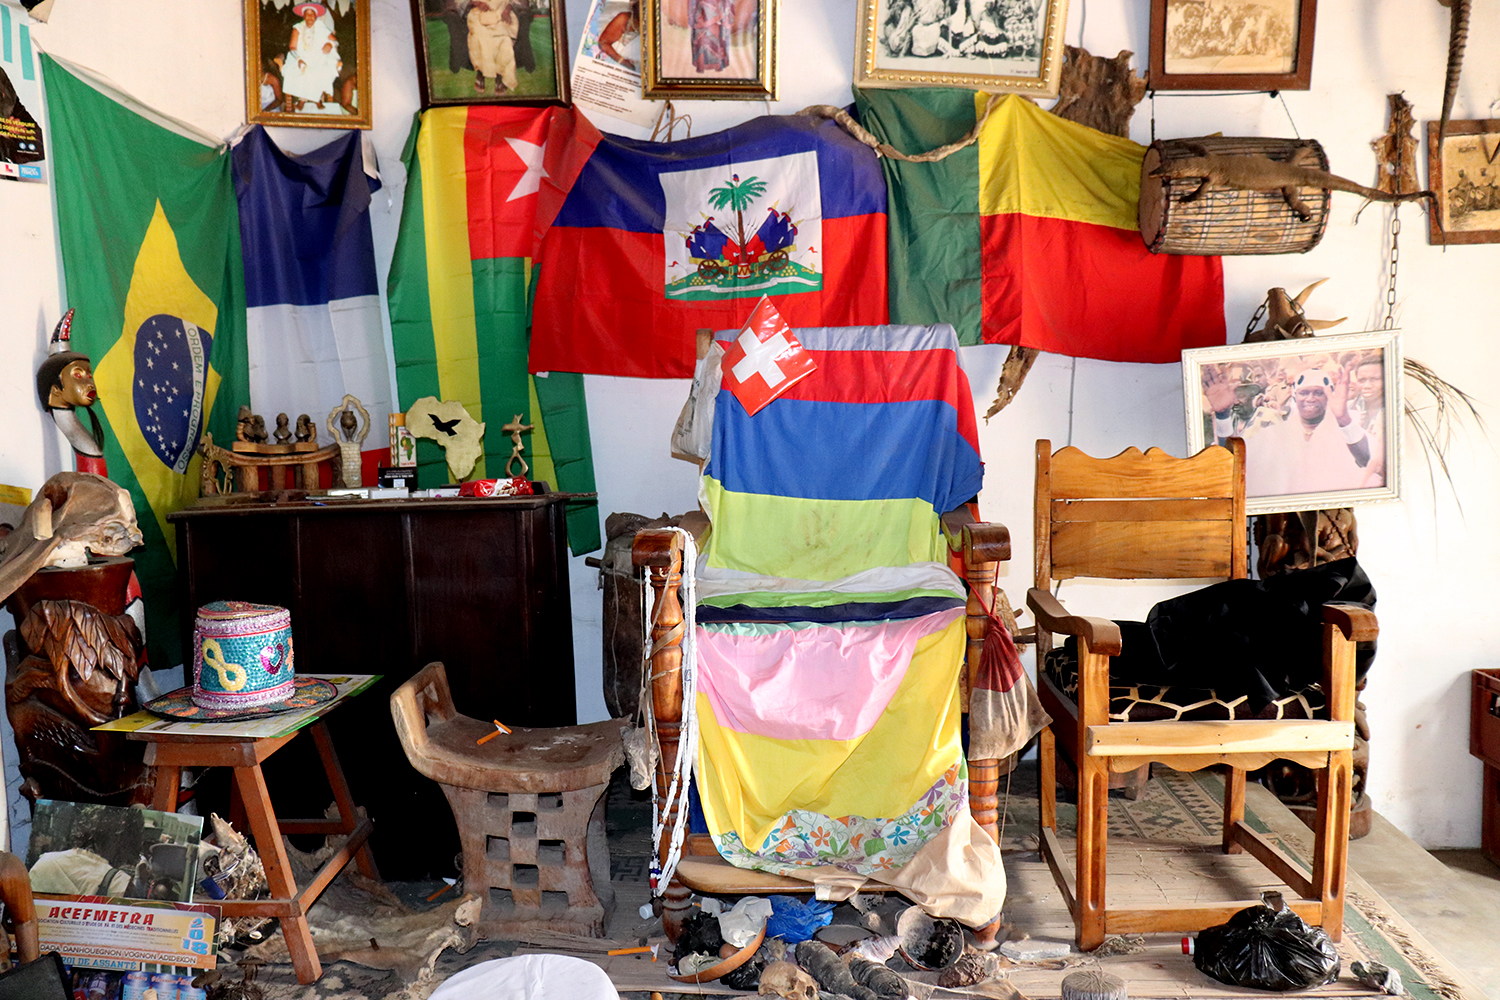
[43,54,249,667]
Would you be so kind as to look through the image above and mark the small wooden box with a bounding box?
[1471,669,1500,863]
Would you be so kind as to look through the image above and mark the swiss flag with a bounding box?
[720,297,817,416]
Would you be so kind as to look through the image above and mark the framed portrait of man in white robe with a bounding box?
[1183,329,1402,516]
[246,0,372,129]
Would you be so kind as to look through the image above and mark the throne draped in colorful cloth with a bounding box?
[635,323,1048,940]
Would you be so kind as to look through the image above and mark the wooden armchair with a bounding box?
[633,510,1012,942]
[0,851,39,969]
[1027,439,1376,951]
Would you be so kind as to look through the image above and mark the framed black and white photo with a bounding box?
[854,0,1069,97]
[1183,330,1402,516]
[1426,118,1500,246]
[1148,0,1316,92]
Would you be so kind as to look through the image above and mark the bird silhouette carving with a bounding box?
[429,412,460,437]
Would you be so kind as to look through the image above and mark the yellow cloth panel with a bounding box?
[702,478,945,580]
[975,92,1144,231]
[695,618,966,851]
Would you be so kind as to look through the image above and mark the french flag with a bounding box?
[233,125,393,477]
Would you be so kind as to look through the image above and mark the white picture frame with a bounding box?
[1183,329,1402,516]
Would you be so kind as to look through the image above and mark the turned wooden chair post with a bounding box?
[0,851,38,967]
[633,529,694,941]
[958,520,1012,946]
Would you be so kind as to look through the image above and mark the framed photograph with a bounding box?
[855,0,1068,97]
[410,0,570,107]
[27,799,204,903]
[1183,330,1402,516]
[246,0,371,129]
[1147,0,1316,92]
[641,0,777,100]
[1426,119,1500,246]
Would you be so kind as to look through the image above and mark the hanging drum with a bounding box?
[1139,136,1331,255]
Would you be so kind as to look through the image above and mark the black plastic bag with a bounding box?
[1192,894,1340,991]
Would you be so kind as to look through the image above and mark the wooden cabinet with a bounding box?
[1473,669,1500,865]
[169,495,577,877]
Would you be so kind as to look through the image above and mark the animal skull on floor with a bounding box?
[759,961,819,1000]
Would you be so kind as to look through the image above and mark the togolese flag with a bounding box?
[43,54,249,668]
[387,105,601,553]
[529,114,889,379]
[856,89,1225,363]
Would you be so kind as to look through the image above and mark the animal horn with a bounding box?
[1438,0,1471,149]
[1292,278,1329,307]
[1305,317,1348,331]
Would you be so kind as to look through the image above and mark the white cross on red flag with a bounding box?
[720,296,817,416]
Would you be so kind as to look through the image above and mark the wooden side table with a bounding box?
[126,696,378,984]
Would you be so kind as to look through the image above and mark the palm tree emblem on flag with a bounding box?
[663,152,823,301]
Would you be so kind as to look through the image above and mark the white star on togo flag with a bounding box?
[505,137,548,203]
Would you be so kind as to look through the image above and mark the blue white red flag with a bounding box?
[529,113,888,379]
[233,126,393,473]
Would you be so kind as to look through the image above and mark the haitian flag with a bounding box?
[855,89,1225,363]
[529,114,888,379]
[233,126,392,483]
[43,53,248,666]
[387,105,602,552]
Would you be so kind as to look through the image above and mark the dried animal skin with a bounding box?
[1373,94,1420,196]
[760,961,819,1000]
[797,941,876,1000]
[846,954,907,1000]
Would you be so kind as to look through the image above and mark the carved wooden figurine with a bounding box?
[327,394,371,488]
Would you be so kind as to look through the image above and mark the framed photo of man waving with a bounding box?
[1183,330,1402,516]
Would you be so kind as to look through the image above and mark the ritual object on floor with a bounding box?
[327,393,371,488]
[406,396,485,482]
[1188,892,1340,991]
[35,310,105,476]
[1141,137,1436,255]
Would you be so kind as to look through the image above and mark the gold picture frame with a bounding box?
[245,0,372,130]
[1426,119,1500,246]
[641,0,777,101]
[854,0,1069,97]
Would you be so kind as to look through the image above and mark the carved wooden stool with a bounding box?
[391,663,624,938]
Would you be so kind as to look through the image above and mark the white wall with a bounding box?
[1,0,1497,851]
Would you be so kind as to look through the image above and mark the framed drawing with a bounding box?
[641,0,777,100]
[246,0,372,129]
[410,0,571,107]
[1147,0,1316,92]
[1183,329,1402,516]
[1426,119,1500,246]
[855,0,1069,96]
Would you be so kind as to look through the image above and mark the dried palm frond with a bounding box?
[1403,356,1486,511]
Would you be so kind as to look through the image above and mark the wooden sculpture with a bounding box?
[3,557,153,807]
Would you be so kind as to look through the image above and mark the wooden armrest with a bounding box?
[1323,603,1378,642]
[940,506,1011,561]
[0,850,38,964]
[633,527,684,569]
[1026,587,1122,656]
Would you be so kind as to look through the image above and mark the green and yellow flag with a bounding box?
[43,54,249,666]
[387,105,601,553]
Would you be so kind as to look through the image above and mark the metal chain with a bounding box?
[1244,297,1268,341]
[1383,207,1401,330]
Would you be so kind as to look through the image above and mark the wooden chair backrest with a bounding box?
[1034,438,1247,591]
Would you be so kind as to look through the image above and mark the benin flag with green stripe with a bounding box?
[387,105,601,553]
[43,54,250,667]
[855,89,1224,363]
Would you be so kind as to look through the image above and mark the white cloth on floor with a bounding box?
[429,954,619,999]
